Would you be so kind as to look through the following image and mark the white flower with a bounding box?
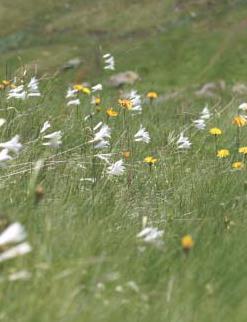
[134,125,150,143]
[0,135,22,153]
[0,119,6,127]
[0,149,12,164]
[40,121,51,134]
[67,99,80,106]
[193,119,206,130]
[107,160,125,176]
[92,124,111,142]
[8,270,32,281]
[0,242,32,263]
[94,139,110,149]
[0,223,27,246]
[126,90,142,112]
[239,103,247,111]
[8,86,27,100]
[66,87,77,98]
[43,131,62,148]
[200,105,211,119]
[92,83,103,92]
[27,77,39,91]
[137,227,164,245]
[103,53,115,70]
[177,132,192,149]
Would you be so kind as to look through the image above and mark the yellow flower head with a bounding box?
[232,161,244,170]
[209,127,222,136]
[94,97,101,105]
[118,99,133,110]
[106,108,118,117]
[239,146,247,155]
[181,234,194,251]
[122,151,131,159]
[144,156,158,165]
[147,91,158,100]
[232,115,247,127]
[73,84,91,95]
[217,149,230,158]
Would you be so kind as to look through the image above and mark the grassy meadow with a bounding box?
[0,0,247,321]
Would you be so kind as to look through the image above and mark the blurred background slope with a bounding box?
[0,0,246,89]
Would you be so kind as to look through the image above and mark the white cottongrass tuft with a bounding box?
[0,222,27,246]
[103,53,115,70]
[0,149,12,164]
[137,227,164,246]
[27,77,41,97]
[0,242,32,263]
[67,99,80,106]
[0,135,22,154]
[92,83,103,92]
[134,125,150,143]
[239,102,247,111]
[43,131,62,148]
[200,105,211,119]
[40,121,51,134]
[193,118,206,130]
[177,132,192,149]
[107,159,125,176]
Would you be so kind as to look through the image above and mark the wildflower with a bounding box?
[73,84,91,95]
[134,125,150,143]
[209,127,222,136]
[146,91,158,100]
[107,160,125,176]
[239,146,247,155]
[81,87,91,95]
[0,135,22,154]
[122,151,131,159]
[66,87,77,98]
[144,156,158,165]
[106,108,118,117]
[103,53,115,70]
[125,90,142,112]
[91,123,111,143]
[43,131,62,148]
[238,103,247,111]
[0,223,27,246]
[27,77,41,97]
[118,99,133,110]
[91,96,101,106]
[0,242,32,263]
[217,149,230,158]
[95,139,110,149]
[67,99,80,106]
[40,121,51,134]
[137,227,164,246]
[232,115,247,127]
[200,105,211,119]
[92,84,103,92]
[0,118,6,127]
[181,234,194,252]
[7,85,27,100]
[177,133,191,149]
[0,149,12,164]
[193,119,206,130]
[232,161,244,170]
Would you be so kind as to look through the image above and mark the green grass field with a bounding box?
[0,1,247,321]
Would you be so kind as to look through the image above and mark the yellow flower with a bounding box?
[147,91,158,100]
[94,97,101,105]
[144,156,158,165]
[232,115,247,127]
[217,149,230,158]
[122,151,131,159]
[73,84,91,95]
[239,146,247,155]
[209,127,222,136]
[232,161,244,170]
[181,234,194,251]
[106,108,118,117]
[118,99,133,110]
